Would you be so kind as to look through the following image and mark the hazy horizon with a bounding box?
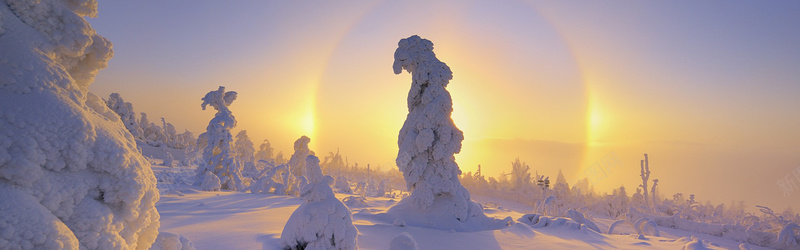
[88,1,800,212]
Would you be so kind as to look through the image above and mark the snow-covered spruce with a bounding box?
[234,130,258,177]
[0,1,159,249]
[280,155,358,250]
[106,93,144,140]
[388,35,501,231]
[288,135,312,177]
[195,86,245,191]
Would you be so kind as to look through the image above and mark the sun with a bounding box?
[587,96,604,146]
[300,109,315,139]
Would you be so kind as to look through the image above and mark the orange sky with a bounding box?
[88,1,800,211]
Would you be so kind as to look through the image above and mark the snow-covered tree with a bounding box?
[195,86,244,191]
[389,35,493,230]
[175,130,196,149]
[275,151,287,165]
[106,93,144,140]
[255,139,274,163]
[555,169,568,189]
[510,158,532,192]
[163,151,175,167]
[0,1,159,248]
[280,155,358,250]
[234,130,255,163]
[234,130,257,176]
[288,135,313,177]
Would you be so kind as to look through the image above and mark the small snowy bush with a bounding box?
[280,155,358,250]
[163,152,175,167]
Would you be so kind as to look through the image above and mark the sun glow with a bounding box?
[300,109,315,139]
[588,103,603,145]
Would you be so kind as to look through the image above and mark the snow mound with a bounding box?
[343,196,369,208]
[566,209,601,233]
[389,232,419,250]
[680,236,714,250]
[151,232,195,250]
[280,155,358,250]
[517,213,603,235]
[0,1,159,249]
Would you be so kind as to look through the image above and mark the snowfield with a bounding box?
[152,163,769,250]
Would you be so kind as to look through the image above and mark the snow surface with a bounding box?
[0,1,158,248]
[152,163,772,250]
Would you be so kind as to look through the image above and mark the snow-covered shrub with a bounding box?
[280,155,358,250]
[0,1,159,248]
[389,232,419,250]
[567,209,601,233]
[140,113,166,147]
[151,232,195,250]
[335,175,353,194]
[200,171,221,191]
[634,218,660,237]
[388,35,494,231]
[195,86,245,191]
[248,163,295,195]
[163,152,175,167]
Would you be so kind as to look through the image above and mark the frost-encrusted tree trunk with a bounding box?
[0,1,159,249]
[196,86,244,191]
[640,154,650,210]
[389,35,492,230]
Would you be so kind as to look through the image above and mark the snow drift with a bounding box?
[0,0,159,249]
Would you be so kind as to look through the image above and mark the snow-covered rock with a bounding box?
[280,155,358,250]
[0,1,159,248]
